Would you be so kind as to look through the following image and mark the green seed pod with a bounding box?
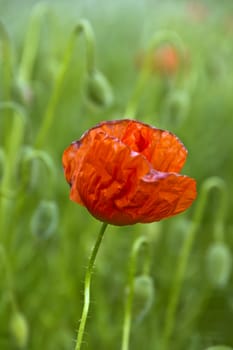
[204,346,233,350]
[86,69,114,108]
[10,311,29,349]
[30,200,59,239]
[206,242,232,288]
[132,275,155,324]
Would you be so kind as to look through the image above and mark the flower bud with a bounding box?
[154,45,180,75]
[132,275,155,324]
[30,200,59,239]
[135,45,182,76]
[10,311,29,349]
[206,242,232,288]
[86,69,114,108]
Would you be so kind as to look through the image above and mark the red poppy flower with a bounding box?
[136,45,190,76]
[153,45,180,75]
[62,119,196,226]
[136,45,181,76]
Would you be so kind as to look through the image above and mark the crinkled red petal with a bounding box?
[62,122,196,225]
[89,119,187,172]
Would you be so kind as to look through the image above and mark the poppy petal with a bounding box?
[62,142,80,185]
[115,170,196,224]
[93,120,187,172]
[70,131,151,224]
[62,119,197,225]
[120,120,187,172]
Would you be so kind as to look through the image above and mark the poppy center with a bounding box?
[121,124,150,154]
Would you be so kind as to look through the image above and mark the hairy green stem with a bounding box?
[75,222,108,350]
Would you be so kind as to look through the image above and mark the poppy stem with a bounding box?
[0,21,13,103]
[121,236,149,350]
[0,103,26,241]
[75,221,108,350]
[17,3,48,85]
[124,55,151,119]
[161,176,227,350]
[0,244,18,312]
[35,19,96,149]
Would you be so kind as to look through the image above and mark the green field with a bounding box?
[1,1,233,349]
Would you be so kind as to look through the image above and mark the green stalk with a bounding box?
[121,236,150,350]
[0,21,13,101]
[35,19,96,149]
[18,3,48,84]
[0,22,13,143]
[161,176,227,350]
[0,244,17,312]
[0,103,26,240]
[75,222,108,350]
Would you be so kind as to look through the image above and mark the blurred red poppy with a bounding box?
[135,44,190,77]
[136,45,186,76]
[62,119,196,226]
[153,45,180,75]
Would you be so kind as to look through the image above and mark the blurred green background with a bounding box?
[1,0,233,349]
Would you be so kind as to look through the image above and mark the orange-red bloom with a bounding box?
[136,45,191,76]
[62,119,197,226]
[136,45,181,76]
[153,45,180,75]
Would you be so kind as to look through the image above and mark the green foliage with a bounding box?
[1,1,233,349]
